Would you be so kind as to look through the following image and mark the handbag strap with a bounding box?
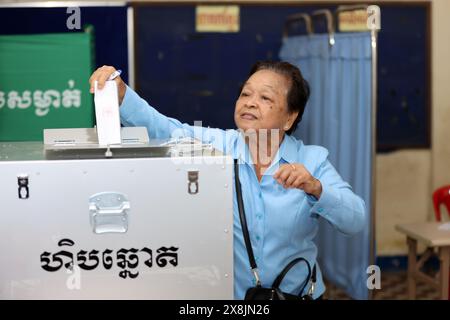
[271,257,314,296]
[234,159,317,295]
[234,159,261,285]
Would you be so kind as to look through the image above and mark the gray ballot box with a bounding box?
[0,128,234,299]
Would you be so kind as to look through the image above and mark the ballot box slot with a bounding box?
[42,127,181,160]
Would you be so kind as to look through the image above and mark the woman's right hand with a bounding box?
[89,65,127,105]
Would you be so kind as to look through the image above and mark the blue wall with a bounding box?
[134,4,429,151]
[0,6,129,83]
[0,4,430,151]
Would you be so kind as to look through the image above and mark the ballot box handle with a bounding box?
[89,192,130,234]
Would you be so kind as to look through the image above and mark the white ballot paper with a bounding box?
[94,80,121,146]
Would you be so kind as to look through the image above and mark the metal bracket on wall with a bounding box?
[283,13,313,39]
[311,9,335,47]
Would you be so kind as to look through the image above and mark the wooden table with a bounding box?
[396,222,450,300]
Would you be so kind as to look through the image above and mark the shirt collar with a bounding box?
[234,133,253,164]
[277,134,298,164]
[267,135,298,176]
[234,132,298,165]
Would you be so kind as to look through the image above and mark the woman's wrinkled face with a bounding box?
[234,69,298,134]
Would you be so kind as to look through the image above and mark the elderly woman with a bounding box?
[89,61,366,300]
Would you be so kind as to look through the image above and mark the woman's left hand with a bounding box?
[274,163,322,199]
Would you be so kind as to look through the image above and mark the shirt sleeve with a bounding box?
[119,86,229,152]
[306,149,367,236]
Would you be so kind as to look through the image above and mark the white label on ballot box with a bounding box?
[94,80,121,146]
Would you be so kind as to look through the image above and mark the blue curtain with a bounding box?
[279,32,373,300]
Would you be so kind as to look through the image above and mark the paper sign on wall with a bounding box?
[196,5,240,33]
[338,10,369,32]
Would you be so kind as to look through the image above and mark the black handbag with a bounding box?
[234,159,316,301]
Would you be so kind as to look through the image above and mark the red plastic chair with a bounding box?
[432,185,450,221]
[432,185,450,299]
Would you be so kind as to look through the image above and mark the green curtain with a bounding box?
[0,32,94,141]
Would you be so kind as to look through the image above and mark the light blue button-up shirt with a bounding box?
[119,87,366,300]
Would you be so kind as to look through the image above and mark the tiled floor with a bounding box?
[323,271,441,300]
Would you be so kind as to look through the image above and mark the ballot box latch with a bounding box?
[17,174,29,199]
[188,170,199,195]
[89,192,130,234]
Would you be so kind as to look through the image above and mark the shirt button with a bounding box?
[256,214,262,220]
[318,208,324,213]
[256,235,261,241]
